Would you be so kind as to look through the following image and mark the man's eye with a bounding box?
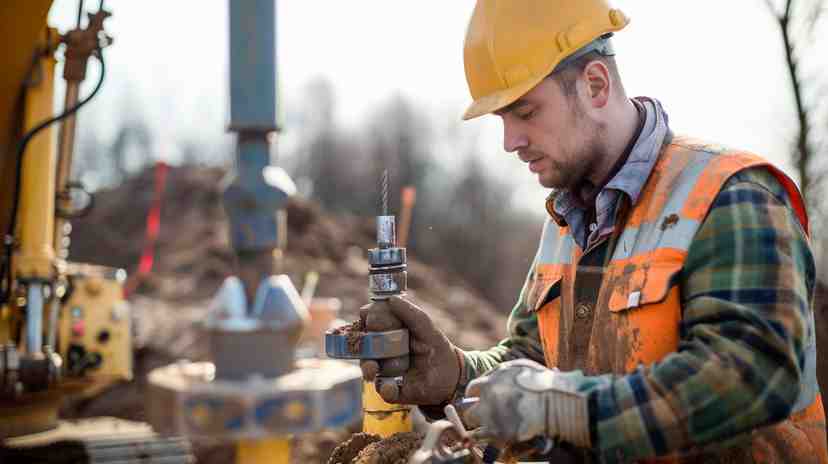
[517,109,536,120]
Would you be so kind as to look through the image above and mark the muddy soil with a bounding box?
[327,431,466,464]
[327,433,382,464]
[352,432,424,464]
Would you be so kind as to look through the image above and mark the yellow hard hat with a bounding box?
[462,0,630,120]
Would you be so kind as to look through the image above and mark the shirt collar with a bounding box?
[547,97,670,224]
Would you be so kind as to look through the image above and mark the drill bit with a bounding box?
[376,169,396,250]
[368,168,409,379]
[381,169,389,217]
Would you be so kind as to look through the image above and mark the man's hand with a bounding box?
[360,295,462,405]
[463,359,591,447]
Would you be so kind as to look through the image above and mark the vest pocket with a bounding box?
[605,259,684,312]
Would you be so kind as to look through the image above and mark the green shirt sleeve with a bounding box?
[459,239,548,394]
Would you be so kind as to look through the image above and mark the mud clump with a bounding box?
[352,432,424,464]
[328,433,383,464]
[331,318,366,354]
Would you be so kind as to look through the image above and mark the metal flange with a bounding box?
[324,329,409,360]
[146,358,362,440]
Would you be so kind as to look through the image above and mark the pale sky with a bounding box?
[47,0,821,212]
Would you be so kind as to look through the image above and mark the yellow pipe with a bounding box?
[236,437,290,464]
[17,29,58,280]
[362,381,412,438]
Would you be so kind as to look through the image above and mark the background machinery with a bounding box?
[0,1,363,463]
[0,1,193,462]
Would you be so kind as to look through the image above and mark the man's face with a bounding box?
[497,77,604,190]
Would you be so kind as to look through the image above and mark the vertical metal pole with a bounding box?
[225,0,294,303]
[229,0,277,133]
[227,1,293,462]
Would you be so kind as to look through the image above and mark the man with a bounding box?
[360,1,827,462]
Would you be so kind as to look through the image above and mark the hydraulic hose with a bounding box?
[1,51,106,303]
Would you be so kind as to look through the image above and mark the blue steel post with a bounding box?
[229,0,277,132]
[147,4,364,462]
[224,0,295,305]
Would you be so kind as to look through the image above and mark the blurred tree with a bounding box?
[416,153,540,311]
[73,118,109,189]
[762,0,827,210]
[289,81,541,309]
[363,95,437,253]
[73,88,153,188]
[110,114,152,179]
[366,95,433,194]
[295,77,368,211]
[444,156,510,297]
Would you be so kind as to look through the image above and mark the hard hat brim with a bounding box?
[462,75,542,121]
[461,3,630,122]
[462,34,619,121]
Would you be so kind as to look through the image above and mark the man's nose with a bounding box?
[503,119,529,153]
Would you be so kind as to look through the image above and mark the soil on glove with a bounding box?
[327,433,382,464]
[352,432,424,464]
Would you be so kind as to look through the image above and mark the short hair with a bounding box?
[551,51,621,98]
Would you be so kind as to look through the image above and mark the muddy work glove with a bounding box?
[360,295,463,406]
[464,359,591,447]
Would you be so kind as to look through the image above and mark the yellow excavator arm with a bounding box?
[0,1,54,239]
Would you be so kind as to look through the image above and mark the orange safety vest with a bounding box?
[529,136,826,463]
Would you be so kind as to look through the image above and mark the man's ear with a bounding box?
[581,60,611,108]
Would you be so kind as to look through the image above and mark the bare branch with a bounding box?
[763,0,782,18]
[806,3,827,35]
[759,0,827,210]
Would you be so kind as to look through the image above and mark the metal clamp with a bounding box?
[325,328,409,359]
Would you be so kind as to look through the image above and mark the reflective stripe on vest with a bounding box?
[528,136,824,462]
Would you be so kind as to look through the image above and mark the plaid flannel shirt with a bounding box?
[460,166,815,462]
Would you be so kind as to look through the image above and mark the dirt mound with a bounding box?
[327,432,429,464]
[68,165,505,349]
[327,433,383,464]
[327,432,432,464]
[63,165,507,463]
[352,432,424,464]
